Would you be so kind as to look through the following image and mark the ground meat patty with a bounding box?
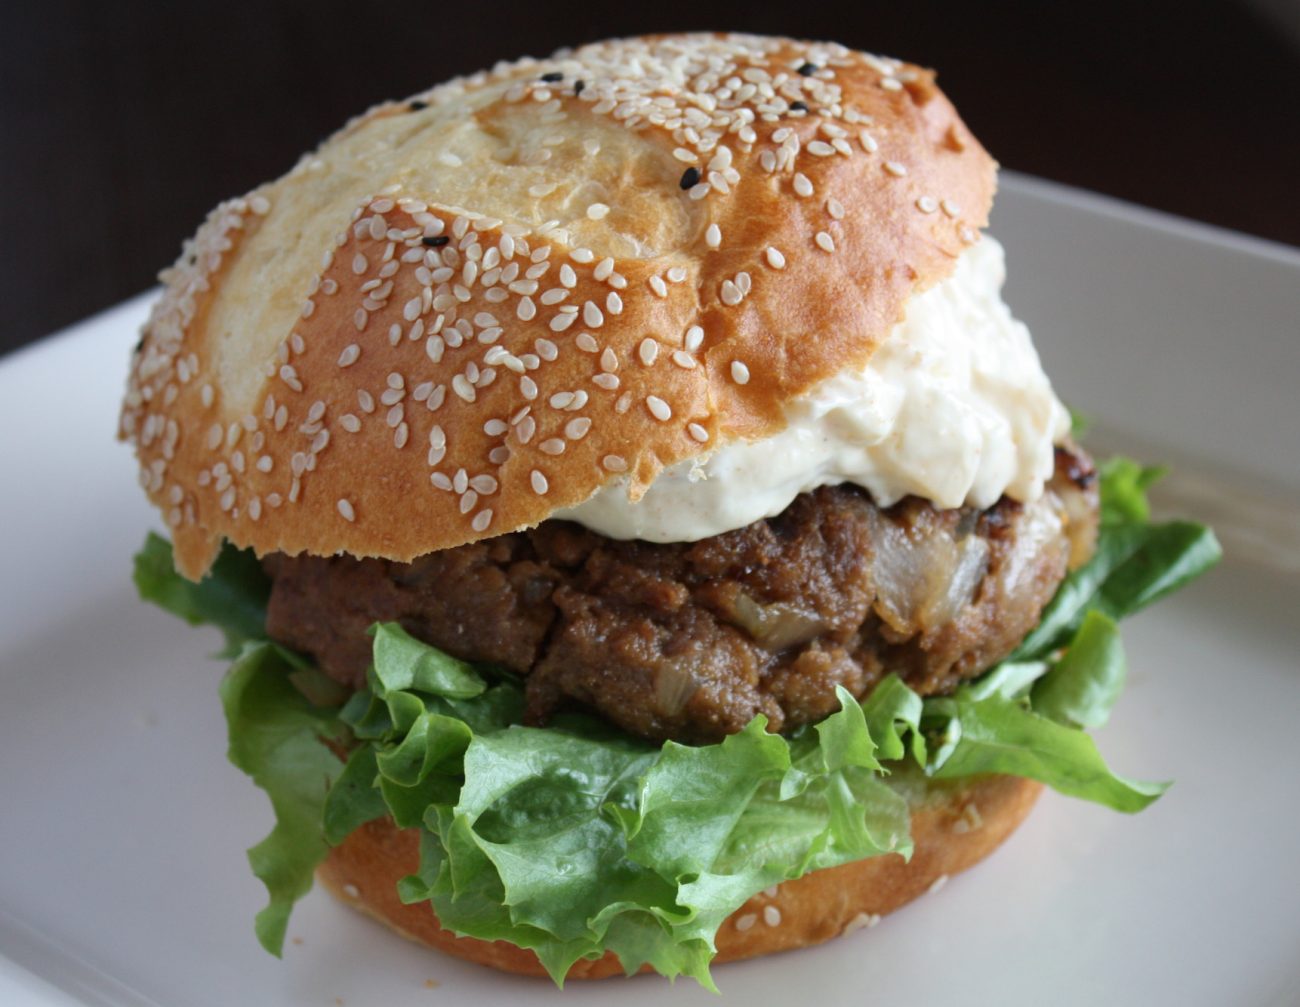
[263,447,1098,744]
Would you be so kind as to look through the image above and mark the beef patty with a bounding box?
[263,447,1098,744]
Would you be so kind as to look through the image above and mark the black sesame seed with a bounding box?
[797,62,818,76]
[679,166,701,189]
[539,72,563,83]
[573,79,585,95]
[408,100,428,111]
[790,100,809,113]
[422,235,450,247]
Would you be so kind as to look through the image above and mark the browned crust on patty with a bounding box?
[264,448,1096,743]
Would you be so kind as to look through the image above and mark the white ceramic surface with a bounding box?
[1,174,1297,1006]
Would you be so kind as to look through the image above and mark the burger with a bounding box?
[120,33,1219,986]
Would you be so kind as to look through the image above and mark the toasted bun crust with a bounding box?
[316,773,1039,980]
[120,33,995,578]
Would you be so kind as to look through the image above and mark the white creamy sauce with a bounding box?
[558,235,1070,542]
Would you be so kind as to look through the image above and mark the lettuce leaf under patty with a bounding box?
[134,455,1219,986]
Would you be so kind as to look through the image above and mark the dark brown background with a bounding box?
[4,0,1297,356]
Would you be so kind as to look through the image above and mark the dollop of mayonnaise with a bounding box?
[558,235,1070,542]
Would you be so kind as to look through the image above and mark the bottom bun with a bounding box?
[317,773,1041,980]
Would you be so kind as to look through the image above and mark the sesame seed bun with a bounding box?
[317,773,1040,979]
[119,33,995,578]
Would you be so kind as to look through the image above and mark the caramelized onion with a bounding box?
[867,509,991,634]
[654,662,699,716]
[919,536,990,629]
[728,593,829,650]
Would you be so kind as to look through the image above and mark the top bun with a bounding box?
[121,33,995,578]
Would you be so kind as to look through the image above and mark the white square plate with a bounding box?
[2,173,1297,1005]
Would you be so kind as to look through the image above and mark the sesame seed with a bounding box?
[671,350,696,369]
[565,417,592,439]
[530,470,549,494]
[815,231,836,253]
[705,223,722,249]
[720,280,742,306]
[471,510,493,533]
[884,160,908,177]
[337,499,355,522]
[602,454,627,472]
[606,291,623,314]
[842,912,881,936]
[666,265,688,283]
[638,338,659,366]
[680,166,701,189]
[452,374,476,402]
[826,197,846,220]
[793,173,813,197]
[765,246,786,269]
[646,396,672,421]
[540,438,566,455]
[592,372,619,390]
[688,422,709,442]
[859,130,879,153]
[688,183,711,201]
[340,414,361,433]
[685,325,704,352]
[808,140,835,157]
[917,196,938,214]
[731,360,751,384]
[881,76,903,92]
[797,61,818,76]
[673,147,697,163]
[929,875,949,894]
[735,914,757,932]
[583,301,604,327]
[649,275,668,298]
[941,199,961,218]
